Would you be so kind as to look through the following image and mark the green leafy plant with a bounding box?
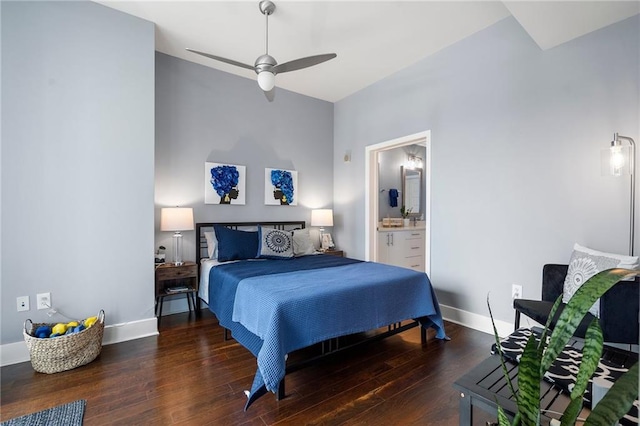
[400,205,412,218]
[489,268,639,426]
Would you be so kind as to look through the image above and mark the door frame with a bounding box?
[364,130,431,275]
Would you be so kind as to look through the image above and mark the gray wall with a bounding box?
[154,53,334,311]
[1,1,155,344]
[334,15,639,324]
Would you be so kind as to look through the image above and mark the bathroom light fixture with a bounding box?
[407,154,423,169]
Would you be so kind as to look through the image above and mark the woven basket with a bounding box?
[23,310,105,374]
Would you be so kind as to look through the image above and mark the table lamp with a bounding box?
[311,209,333,250]
[160,207,194,265]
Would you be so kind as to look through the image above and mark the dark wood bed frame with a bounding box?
[195,220,427,402]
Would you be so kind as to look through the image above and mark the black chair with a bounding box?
[513,264,639,345]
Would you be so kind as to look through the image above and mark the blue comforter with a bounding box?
[207,255,447,409]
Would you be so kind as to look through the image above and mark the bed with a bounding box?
[195,221,448,410]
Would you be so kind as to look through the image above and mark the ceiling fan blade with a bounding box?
[186,48,255,71]
[272,53,336,74]
[263,88,276,102]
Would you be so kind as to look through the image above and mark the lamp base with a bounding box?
[172,232,184,266]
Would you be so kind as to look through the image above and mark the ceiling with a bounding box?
[96,1,639,102]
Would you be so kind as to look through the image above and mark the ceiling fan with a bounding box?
[186,0,336,101]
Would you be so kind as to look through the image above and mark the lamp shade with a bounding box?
[160,207,194,231]
[311,209,333,227]
[601,144,630,177]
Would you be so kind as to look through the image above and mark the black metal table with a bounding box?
[453,355,571,425]
[453,342,637,426]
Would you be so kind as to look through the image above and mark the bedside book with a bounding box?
[165,286,192,293]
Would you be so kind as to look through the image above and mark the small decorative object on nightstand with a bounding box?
[155,261,198,327]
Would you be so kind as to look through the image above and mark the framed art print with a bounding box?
[205,162,246,205]
[265,168,298,206]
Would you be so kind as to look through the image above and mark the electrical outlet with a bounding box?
[17,296,29,312]
[37,292,51,310]
[512,284,522,300]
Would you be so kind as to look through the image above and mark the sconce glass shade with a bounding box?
[311,209,333,227]
[406,154,423,169]
[257,71,275,91]
[601,144,630,176]
[160,207,194,265]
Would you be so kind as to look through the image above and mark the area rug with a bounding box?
[0,399,85,426]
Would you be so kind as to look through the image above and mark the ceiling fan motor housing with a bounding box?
[255,54,277,75]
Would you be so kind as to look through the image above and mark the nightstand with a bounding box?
[155,261,198,327]
[322,249,344,257]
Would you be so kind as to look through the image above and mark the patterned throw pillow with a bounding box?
[257,227,294,259]
[562,243,639,317]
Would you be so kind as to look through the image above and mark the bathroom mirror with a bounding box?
[401,166,421,216]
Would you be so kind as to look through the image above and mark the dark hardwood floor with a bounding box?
[1,310,495,425]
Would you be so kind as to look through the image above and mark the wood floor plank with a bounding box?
[1,310,495,425]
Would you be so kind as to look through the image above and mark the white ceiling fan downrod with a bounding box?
[256,0,277,91]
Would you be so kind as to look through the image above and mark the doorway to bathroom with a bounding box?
[364,130,431,275]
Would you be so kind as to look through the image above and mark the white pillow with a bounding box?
[562,243,639,317]
[309,228,321,251]
[292,228,316,256]
[204,231,218,260]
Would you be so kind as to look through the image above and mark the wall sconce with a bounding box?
[160,207,194,265]
[407,154,423,169]
[601,133,635,255]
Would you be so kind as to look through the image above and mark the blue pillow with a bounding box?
[214,225,259,262]
[257,226,294,259]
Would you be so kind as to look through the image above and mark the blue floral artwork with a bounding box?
[264,168,298,206]
[204,162,246,205]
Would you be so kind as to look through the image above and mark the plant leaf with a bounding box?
[560,395,584,426]
[518,334,541,426]
[585,362,639,426]
[541,268,639,373]
[571,319,602,400]
[497,405,512,426]
[487,294,518,400]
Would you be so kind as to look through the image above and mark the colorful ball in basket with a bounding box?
[66,321,79,328]
[35,326,51,338]
[51,323,67,335]
[83,316,98,328]
[68,324,85,334]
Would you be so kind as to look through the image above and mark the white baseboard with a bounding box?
[440,304,513,338]
[0,317,158,367]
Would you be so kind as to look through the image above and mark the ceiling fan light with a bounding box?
[257,71,275,91]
